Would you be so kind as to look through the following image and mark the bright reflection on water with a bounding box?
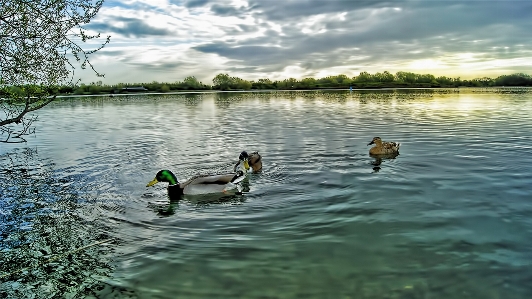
[1,88,532,298]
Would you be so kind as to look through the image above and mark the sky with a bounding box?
[80,0,532,85]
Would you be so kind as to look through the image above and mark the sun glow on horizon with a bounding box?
[408,59,446,70]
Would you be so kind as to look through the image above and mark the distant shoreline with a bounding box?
[3,72,531,99]
[52,86,532,99]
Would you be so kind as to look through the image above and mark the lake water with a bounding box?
[1,89,532,298]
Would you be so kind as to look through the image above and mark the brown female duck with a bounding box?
[367,137,400,155]
[234,151,262,173]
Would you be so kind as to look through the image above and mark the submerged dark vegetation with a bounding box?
[0,149,115,298]
[2,72,531,97]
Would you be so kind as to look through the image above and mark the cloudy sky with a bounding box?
[81,0,532,85]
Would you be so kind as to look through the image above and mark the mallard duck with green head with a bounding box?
[146,169,245,198]
[234,151,262,173]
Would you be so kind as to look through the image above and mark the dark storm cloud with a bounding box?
[126,61,189,71]
[247,0,394,21]
[210,3,242,16]
[92,49,128,58]
[237,24,260,33]
[182,0,210,8]
[247,0,532,25]
[195,43,283,60]
[88,17,173,38]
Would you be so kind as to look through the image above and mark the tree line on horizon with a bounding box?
[2,72,532,97]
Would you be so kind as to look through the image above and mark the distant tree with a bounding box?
[355,71,373,83]
[416,73,436,84]
[333,74,349,87]
[234,78,252,90]
[395,71,417,84]
[58,85,75,94]
[73,87,85,95]
[276,79,288,89]
[436,76,453,86]
[372,72,384,82]
[300,77,317,89]
[160,84,170,92]
[495,73,532,86]
[183,76,201,89]
[341,78,352,86]
[335,74,349,81]
[472,77,494,87]
[254,78,274,89]
[0,0,110,143]
[287,78,297,88]
[88,84,101,94]
[380,71,395,83]
[213,73,231,90]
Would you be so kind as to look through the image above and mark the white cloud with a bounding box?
[121,0,170,9]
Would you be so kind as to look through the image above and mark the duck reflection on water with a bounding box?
[370,152,399,173]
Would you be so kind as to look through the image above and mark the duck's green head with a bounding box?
[146,170,179,187]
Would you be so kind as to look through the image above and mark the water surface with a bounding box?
[1,89,532,298]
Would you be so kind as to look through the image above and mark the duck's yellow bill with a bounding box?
[244,160,250,170]
[146,178,159,187]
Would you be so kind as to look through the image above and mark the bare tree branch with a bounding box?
[0,96,56,127]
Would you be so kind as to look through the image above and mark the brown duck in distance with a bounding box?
[367,137,400,156]
[234,151,262,173]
